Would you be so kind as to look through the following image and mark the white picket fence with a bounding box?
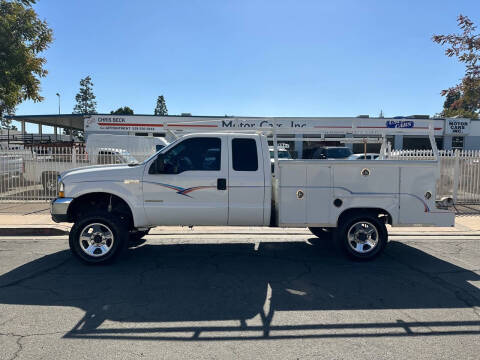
[0,145,479,204]
[389,149,480,204]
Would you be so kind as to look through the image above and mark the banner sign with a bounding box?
[444,118,470,136]
[84,115,445,135]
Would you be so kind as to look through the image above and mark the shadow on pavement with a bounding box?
[0,239,479,340]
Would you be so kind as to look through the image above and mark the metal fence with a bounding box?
[390,149,480,204]
[0,145,147,202]
[0,145,479,204]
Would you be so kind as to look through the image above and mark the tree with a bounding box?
[110,106,134,115]
[66,75,97,140]
[154,95,168,115]
[433,15,480,119]
[0,0,53,128]
[73,76,97,114]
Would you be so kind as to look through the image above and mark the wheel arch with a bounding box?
[336,207,392,227]
[67,192,135,229]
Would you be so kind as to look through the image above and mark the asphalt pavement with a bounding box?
[0,229,479,359]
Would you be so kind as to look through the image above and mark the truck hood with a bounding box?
[61,164,144,183]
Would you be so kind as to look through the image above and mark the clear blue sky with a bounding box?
[14,0,480,132]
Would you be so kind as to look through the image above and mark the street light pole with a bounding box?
[56,93,60,114]
[55,93,60,141]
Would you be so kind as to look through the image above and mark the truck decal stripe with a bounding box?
[281,185,430,212]
[146,182,216,198]
[334,187,430,212]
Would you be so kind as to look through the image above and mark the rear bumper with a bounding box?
[50,197,73,223]
[395,208,455,227]
[426,209,456,227]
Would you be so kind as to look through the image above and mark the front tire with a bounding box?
[69,212,129,264]
[335,214,388,261]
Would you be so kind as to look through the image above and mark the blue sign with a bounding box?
[385,120,414,128]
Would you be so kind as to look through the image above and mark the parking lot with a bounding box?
[0,223,479,359]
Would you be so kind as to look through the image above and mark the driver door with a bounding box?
[142,136,229,226]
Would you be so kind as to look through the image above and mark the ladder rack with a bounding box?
[160,117,439,179]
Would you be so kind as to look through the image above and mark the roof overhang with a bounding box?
[6,114,85,131]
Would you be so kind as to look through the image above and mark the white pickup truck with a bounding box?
[51,132,454,264]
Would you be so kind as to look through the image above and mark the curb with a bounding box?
[0,228,69,236]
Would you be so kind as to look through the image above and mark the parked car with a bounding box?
[24,148,138,193]
[269,147,292,160]
[0,155,24,191]
[86,134,169,162]
[269,147,292,173]
[311,146,352,159]
[348,153,379,160]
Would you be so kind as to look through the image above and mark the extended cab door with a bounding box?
[228,135,265,226]
[142,135,228,226]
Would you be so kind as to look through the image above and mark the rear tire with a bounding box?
[335,213,388,261]
[308,227,333,240]
[69,211,129,264]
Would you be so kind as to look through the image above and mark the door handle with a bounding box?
[217,178,227,190]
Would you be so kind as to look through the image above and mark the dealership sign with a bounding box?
[385,120,415,129]
[84,115,444,135]
[445,118,470,136]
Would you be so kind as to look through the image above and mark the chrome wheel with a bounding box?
[79,223,115,257]
[347,221,378,254]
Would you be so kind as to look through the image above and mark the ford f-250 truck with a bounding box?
[51,132,454,264]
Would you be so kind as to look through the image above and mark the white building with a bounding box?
[83,114,477,155]
[9,114,478,153]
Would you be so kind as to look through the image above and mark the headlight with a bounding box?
[58,181,65,198]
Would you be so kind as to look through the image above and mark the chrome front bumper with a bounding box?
[51,197,73,223]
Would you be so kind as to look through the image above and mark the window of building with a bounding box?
[452,136,464,149]
[232,138,258,171]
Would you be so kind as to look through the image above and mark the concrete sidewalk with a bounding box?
[0,212,479,236]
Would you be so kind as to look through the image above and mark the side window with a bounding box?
[232,138,258,171]
[150,137,221,174]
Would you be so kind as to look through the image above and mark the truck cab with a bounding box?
[142,133,271,226]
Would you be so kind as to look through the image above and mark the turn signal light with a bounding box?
[58,182,65,198]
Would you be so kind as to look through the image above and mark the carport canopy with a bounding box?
[6,114,85,131]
